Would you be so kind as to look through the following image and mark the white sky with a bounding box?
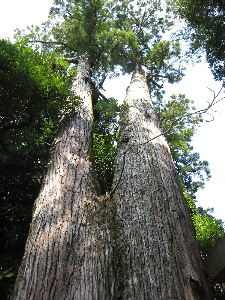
[0,0,224,222]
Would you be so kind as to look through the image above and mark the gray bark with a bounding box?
[111,65,212,300]
[11,55,114,300]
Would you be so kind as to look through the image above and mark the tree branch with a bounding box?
[85,76,108,102]
[0,117,34,135]
[27,40,78,52]
[64,58,79,64]
[147,77,163,88]
[0,137,11,154]
[98,91,108,101]
[97,74,107,90]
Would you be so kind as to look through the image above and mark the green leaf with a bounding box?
[4,273,14,278]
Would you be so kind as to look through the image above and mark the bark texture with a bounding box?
[11,56,114,300]
[112,65,212,300]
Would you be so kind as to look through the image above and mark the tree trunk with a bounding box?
[12,60,212,300]
[11,55,114,300]
[111,65,212,300]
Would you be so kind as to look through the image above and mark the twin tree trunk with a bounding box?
[12,60,211,299]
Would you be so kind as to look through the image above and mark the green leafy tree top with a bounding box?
[172,0,225,82]
[16,0,183,89]
[0,39,71,140]
[193,207,225,256]
[154,94,211,197]
[108,0,184,88]
[18,0,125,82]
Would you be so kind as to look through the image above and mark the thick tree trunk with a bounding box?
[11,56,114,300]
[12,60,212,300]
[111,65,212,300]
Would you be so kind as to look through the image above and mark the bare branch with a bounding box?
[0,117,34,135]
[27,40,78,52]
[98,91,108,102]
[97,74,107,90]
[85,76,108,102]
[64,58,79,64]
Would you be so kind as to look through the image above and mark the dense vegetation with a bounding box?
[173,0,225,83]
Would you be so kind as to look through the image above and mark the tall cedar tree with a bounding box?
[11,0,116,297]
[12,0,212,299]
[111,65,211,299]
[12,54,118,299]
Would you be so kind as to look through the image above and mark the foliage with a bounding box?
[0,267,14,281]
[0,39,72,127]
[184,194,225,257]
[15,0,185,91]
[48,0,117,73]
[173,0,225,82]
[111,0,184,87]
[154,94,210,197]
[0,39,71,299]
[0,267,15,300]
[16,0,123,83]
[91,98,119,194]
[192,207,224,257]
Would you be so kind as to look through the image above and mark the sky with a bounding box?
[0,0,224,222]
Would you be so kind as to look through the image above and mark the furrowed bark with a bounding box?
[111,65,212,300]
[11,55,114,300]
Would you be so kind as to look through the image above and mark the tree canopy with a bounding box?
[154,94,211,197]
[17,0,183,89]
[173,0,225,83]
